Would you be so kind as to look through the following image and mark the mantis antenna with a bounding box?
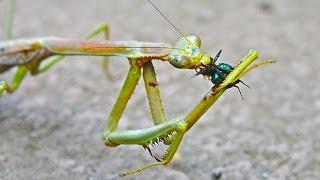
[146,0,218,67]
[146,0,194,46]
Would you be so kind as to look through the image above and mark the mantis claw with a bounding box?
[114,120,187,176]
[142,144,162,162]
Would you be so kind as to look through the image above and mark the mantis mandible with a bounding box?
[0,0,275,176]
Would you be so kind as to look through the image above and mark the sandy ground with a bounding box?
[0,0,319,179]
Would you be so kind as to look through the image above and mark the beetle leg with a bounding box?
[238,80,250,89]
[233,85,244,100]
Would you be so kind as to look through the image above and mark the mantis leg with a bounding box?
[1,23,110,95]
[84,23,112,78]
[103,61,142,139]
[0,0,26,96]
[103,50,273,176]
[36,23,110,74]
[119,120,187,177]
[183,50,260,131]
[0,81,9,96]
[237,59,276,80]
[142,61,173,145]
[0,66,28,96]
[102,60,187,176]
[143,61,166,125]
[104,116,187,177]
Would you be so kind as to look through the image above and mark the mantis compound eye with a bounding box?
[168,55,192,69]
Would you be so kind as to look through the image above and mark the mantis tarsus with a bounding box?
[0,0,275,176]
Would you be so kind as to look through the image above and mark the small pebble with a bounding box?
[211,171,222,180]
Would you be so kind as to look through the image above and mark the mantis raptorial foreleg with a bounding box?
[237,59,276,80]
[102,59,188,176]
[101,49,274,176]
[0,23,109,96]
[118,120,187,177]
[143,61,166,125]
[143,61,174,145]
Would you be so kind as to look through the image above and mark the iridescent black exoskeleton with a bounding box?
[195,50,250,99]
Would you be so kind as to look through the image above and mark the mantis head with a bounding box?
[168,34,211,69]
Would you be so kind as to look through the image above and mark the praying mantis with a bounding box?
[0,0,275,176]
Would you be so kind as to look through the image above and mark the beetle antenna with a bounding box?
[210,50,224,75]
[146,0,194,46]
[212,49,222,64]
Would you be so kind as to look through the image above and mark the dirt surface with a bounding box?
[0,0,319,179]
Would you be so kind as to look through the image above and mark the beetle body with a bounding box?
[210,63,234,84]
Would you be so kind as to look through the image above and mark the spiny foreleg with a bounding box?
[103,118,187,177]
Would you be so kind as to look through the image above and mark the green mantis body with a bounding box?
[0,24,274,175]
[1,0,275,176]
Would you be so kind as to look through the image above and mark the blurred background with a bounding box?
[0,0,319,179]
